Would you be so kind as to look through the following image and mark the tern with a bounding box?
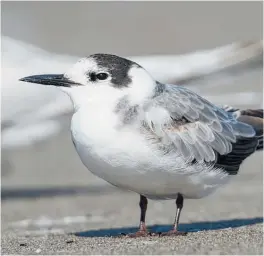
[20,53,263,237]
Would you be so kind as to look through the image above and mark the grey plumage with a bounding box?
[141,83,262,174]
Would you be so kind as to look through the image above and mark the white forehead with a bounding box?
[64,57,106,84]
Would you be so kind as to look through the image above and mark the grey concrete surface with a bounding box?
[1,1,263,255]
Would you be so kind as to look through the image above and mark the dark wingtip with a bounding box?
[241,109,264,119]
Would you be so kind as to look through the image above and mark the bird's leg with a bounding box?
[139,195,148,232]
[126,195,150,237]
[160,193,187,236]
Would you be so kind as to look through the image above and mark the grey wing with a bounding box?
[143,84,256,163]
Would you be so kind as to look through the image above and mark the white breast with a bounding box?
[71,104,230,200]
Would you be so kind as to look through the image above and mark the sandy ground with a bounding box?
[2,224,263,255]
[1,1,263,255]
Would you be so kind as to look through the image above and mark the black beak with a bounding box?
[19,74,80,87]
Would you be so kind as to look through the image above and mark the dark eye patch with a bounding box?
[89,54,135,87]
[89,72,97,82]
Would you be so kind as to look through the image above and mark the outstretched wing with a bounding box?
[142,84,255,163]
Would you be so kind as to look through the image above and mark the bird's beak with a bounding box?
[19,74,80,87]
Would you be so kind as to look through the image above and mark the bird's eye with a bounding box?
[96,73,108,80]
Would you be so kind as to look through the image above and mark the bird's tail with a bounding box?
[223,105,263,151]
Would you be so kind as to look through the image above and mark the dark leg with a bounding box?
[160,193,187,236]
[126,195,150,237]
[139,195,148,232]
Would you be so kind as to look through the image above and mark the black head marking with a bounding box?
[89,54,140,87]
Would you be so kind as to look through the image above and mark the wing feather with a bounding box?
[143,84,255,163]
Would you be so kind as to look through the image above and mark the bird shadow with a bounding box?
[74,217,263,237]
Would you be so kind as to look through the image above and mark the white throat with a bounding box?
[61,85,124,113]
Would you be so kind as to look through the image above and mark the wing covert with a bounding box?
[142,84,255,163]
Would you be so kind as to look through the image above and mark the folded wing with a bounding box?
[142,84,256,164]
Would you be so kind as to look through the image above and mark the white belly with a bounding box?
[71,109,230,200]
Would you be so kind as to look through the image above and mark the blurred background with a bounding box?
[1,1,263,241]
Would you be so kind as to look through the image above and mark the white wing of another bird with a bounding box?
[2,37,76,148]
[1,36,262,149]
[132,40,262,85]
